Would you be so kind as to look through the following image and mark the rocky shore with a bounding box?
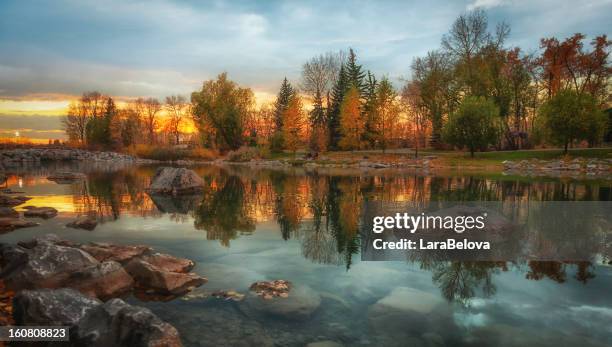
[503,158,612,177]
[0,148,145,165]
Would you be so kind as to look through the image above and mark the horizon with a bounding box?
[1,0,610,141]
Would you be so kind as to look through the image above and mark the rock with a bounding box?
[138,252,195,273]
[67,215,98,230]
[240,284,321,321]
[148,167,204,195]
[371,163,389,169]
[124,258,206,295]
[80,242,152,264]
[249,280,291,299]
[211,290,245,301]
[1,239,99,291]
[0,195,30,207]
[306,341,344,347]
[0,217,38,233]
[67,261,134,300]
[47,171,86,183]
[23,206,58,219]
[72,298,182,347]
[0,207,18,218]
[12,288,101,326]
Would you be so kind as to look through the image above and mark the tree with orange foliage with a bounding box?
[282,94,305,156]
[339,87,364,150]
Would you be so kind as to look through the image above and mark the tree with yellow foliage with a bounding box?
[339,86,364,151]
[282,94,305,156]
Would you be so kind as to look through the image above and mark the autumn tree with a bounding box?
[443,96,500,157]
[191,73,255,151]
[164,95,188,145]
[374,77,400,152]
[63,91,105,145]
[401,81,429,158]
[282,95,305,156]
[339,87,364,151]
[537,89,607,153]
[143,98,161,144]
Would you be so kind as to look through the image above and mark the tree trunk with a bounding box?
[564,142,568,154]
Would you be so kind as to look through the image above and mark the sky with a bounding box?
[0,0,610,141]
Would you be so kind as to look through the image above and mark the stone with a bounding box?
[0,207,18,218]
[67,261,134,300]
[23,206,58,219]
[47,171,86,183]
[0,195,30,207]
[80,242,152,264]
[148,167,204,195]
[124,258,206,295]
[0,218,38,233]
[240,284,321,321]
[249,280,291,299]
[12,288,101,326]
[138,252,195,273]
[1,240,99,291]
[72,298,182,347]
[306,341,344,347]
[67,215,98,230]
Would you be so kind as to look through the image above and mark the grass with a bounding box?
[130,145,217,161]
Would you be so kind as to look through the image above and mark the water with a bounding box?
[1,163,611,347]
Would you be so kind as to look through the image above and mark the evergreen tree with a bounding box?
[328,65,347,149]
[86,97,116,149]
[309,89,326,126]
[363,71,378,148]
[345,48,366,95]
[274,77,294,132]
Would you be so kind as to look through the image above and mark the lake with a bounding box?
[1,162,611,347]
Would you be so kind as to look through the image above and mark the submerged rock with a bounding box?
[240,284,321,321]
[0,207,18,218]
[148,167,204,195]
[249,280,291,299]
[23,206,58,219]
[67,215,98,230]
[0,217,38,233]
[47,171,86,183]
[72,298,182,347]
[125,258,206,295]
[13,288,101,326]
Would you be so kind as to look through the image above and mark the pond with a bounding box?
[1,163,611,347]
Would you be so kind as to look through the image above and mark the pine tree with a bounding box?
[345,48,366,95]
[363,71,378,148]
[309,89,326,126]
[274,77,294,132]
[328,65,347,150]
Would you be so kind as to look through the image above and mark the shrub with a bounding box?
[269,133,284,153]
[132,145,217,161]
[227,146,259,162]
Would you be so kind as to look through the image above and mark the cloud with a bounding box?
[467,0,508,11]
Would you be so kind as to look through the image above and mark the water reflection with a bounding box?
[3,164,611,307]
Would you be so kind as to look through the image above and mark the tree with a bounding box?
[282,95,305,156]
[401,80,429,158]
[191,73,255,151]
[443,96,500,157]
[86,96,116,149]
[339,87,364,150]
[538,90,607,153]
[143,98,161,144]
[363,71,379,148]
[374,77,400,152]
[328,65,348,149]
[165,95,188,145]
[345,48,366,94]
[62,91,105,145]
[273,78,294,132]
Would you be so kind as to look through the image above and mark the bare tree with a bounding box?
[62,91,105,145]
[301,50,346,106]
[164,95,187,145]
[401,81,429,158]
[143,98,161,144]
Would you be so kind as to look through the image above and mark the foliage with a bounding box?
[339,87,365,150]
[373,77,401,152]
[537,89,607,152]
[191,72,254,151]
[131,144,217,161]
[273,77,295,132]
[443,96,501,157]
[328,65,348,149]
[282,94,305,155]
[227,146,260,162]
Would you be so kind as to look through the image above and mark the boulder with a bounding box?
[138,252,195,273]
[12,288,101,326]
[240,284,321,321]
[0,207,18,218]
[0,195,30,207]
[1,239,99,291]
[47,171,86,184]
[148,167,204,195]
[80,242,152,264]
[67,261,134,300]
[124,258,206,295]
[23,206,58,219]
[0,217,38,233]
[67,216,98,230]
[72,298,182,347]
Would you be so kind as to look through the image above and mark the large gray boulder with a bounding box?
[148,167,204,195]
[13,288,101,326]
[72,298,182,347]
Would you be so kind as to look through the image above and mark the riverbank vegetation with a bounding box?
[60,9,610,162]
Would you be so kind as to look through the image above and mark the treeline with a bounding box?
[64,9,611,157]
